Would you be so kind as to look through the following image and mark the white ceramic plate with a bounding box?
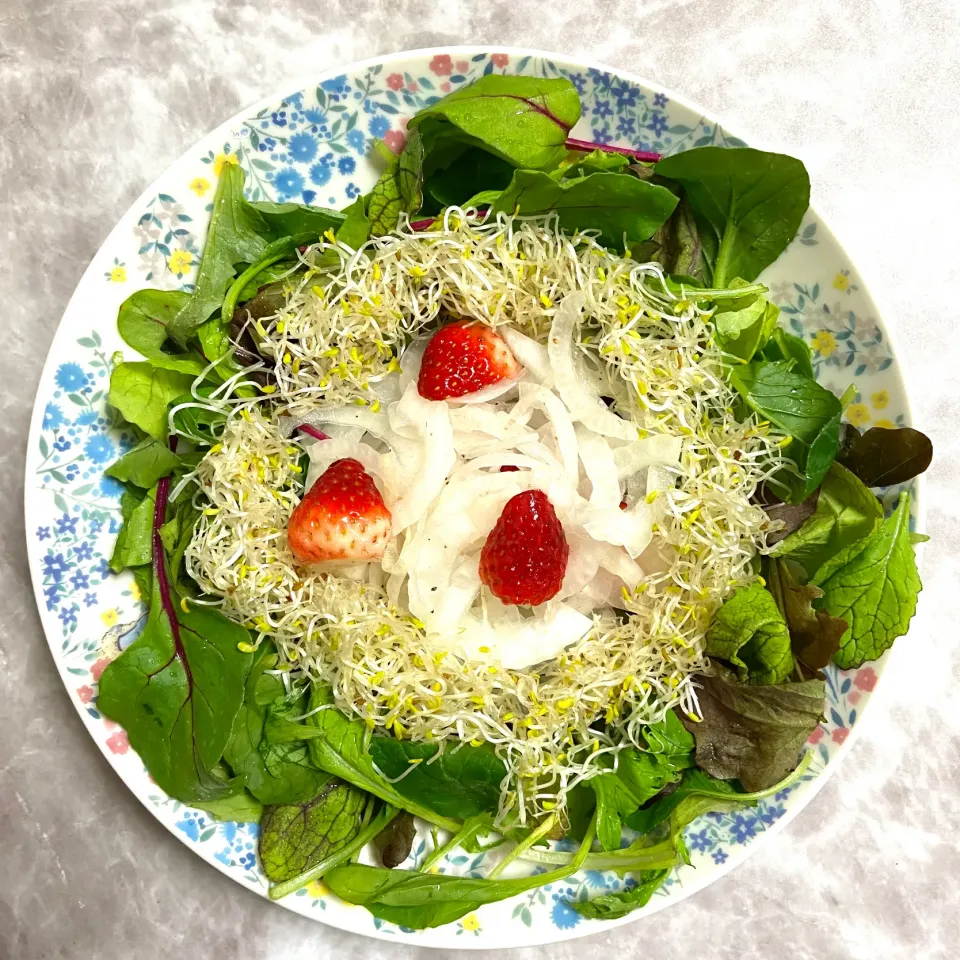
[25,47,919,948]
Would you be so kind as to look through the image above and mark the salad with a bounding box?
[96,74,932,927]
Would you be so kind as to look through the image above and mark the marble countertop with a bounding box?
[2,1,959,957]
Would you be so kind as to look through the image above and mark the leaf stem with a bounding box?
[488,813,557,880]
[418,815,492,874]
[565,137,662,163]
[268,804,399,900]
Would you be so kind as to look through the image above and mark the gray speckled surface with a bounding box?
[2,1,960,957]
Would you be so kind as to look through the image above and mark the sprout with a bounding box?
[184,209,786,824]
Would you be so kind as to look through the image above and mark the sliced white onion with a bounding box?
[613,435,684,479]
[512,384,579,485]
[386,384,456,533]
[446,376,522,406]
[288,405,394,443]
[498,326,553,385]
[575,429,621,509]
[304,437,392,494]
[548,292,639,443]
[444,604,593,669]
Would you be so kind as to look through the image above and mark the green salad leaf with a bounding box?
[245,198,343,237]
[812,493,921,668]
[655,146,810,286]
[705,582,795,684]
[408,74,581,171]
[491,170,678,247]
[324,820,597,930]
[98,578,254,803]
[771,462,883,575]
[367,738,506,819]
[105,438,180,488]
[109,485,156,573]
[569,869,670,920]
[116,289,209,375]
[259,779,368,883]
[766,557,847,670]
[838,426,933,487]
[223,649,331,805]
[422,145,516,208]
[109,362,194,439]
[167,164,274,344]
[368,128,425,235]
[193,790,264,824]
[761,326,815,379]
[301,686,460,831]
[729,359,842,496]
[682,666,824,791]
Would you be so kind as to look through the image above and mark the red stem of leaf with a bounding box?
[296,424,330,442]
[564,138,662,163]
[153,438,192,683]
[409,218,435,232]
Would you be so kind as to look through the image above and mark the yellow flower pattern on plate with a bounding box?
[845,403,871,427]
[168,249,194,276]
[810,329,837,356]
[190,177,211,196]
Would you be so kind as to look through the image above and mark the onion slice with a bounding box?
[548,292,639,443]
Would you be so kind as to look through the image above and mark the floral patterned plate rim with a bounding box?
[24,46,921,948]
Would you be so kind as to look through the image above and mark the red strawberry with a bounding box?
[479,490,569,606]
[417,320,520,401]
[287,458,392,563]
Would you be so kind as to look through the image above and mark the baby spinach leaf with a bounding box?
[167,165,273,345]
[408,74,581,171]
[98,577,254,802]
[730,360,841,447]
[324,819,598,930]
[838,426,933,486]
[301,686,460,831]
[367,738,506,819]
[766,557,847,670]
[109,485,156,573]
[643,710,696,762]
[109,362,195,440]
[259,779,368,883]
[730,360,842,496]
[105,438,180,488]
[224,657,331,806]
[761,327,814,379]
[590,772,640,851]
[570,868,670,920]
[654,147,810,286]
[368,128,425,236]
[771,462,883,575]
[117,290,209,375]
[713,287,780,362]
[193,790,264,823]
[625,757,812,836]
[491,170,678,248]
[423,146,516,208]
[336,196,371,251]
[374,811,416,868]
[561,148,630,178]
[681,665,824,791]
[705,582,795,684]
[245,199,343,238]
[812,493,921,668]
